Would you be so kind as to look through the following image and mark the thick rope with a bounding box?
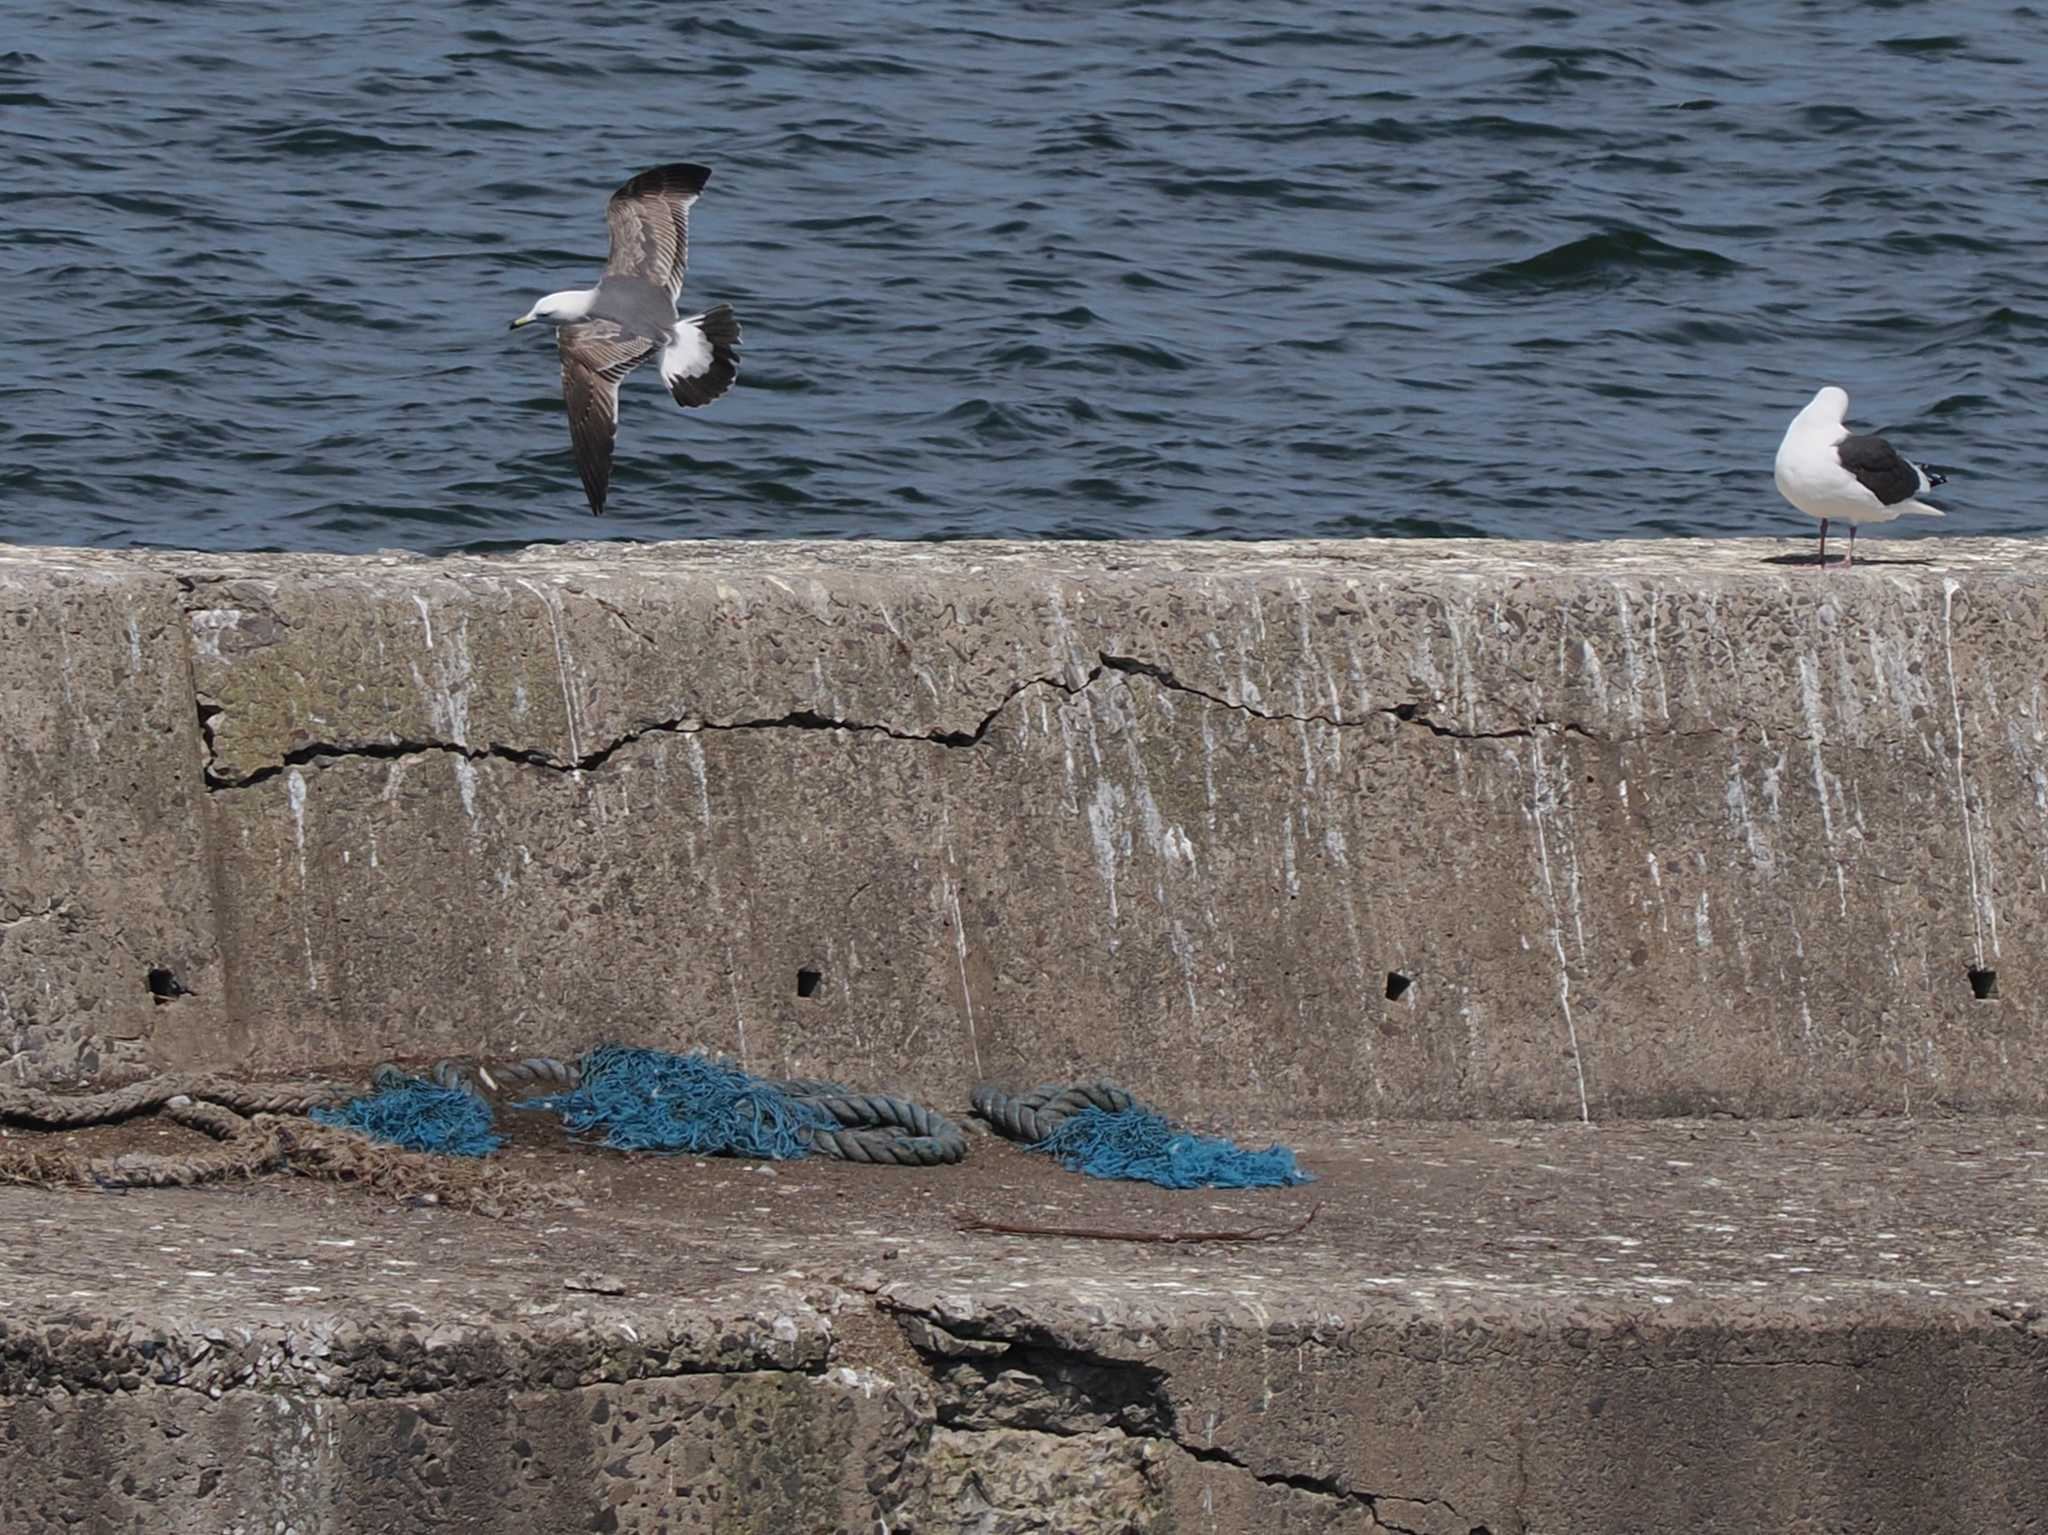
[415,1053,969,1167]
[422,1056,581,1098]
[0,1052,969,1189]
[0,1080,574,1215]
[971,1081,1136,1144]
[0,1110,573,1216]
[773,1083,967,1166]
[0,1093,286,1190]
[0,1074,356,1128]
[972,1079,1313,1189]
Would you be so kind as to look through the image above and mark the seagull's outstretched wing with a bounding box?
[604,162,711,304]
[558,319,657,516]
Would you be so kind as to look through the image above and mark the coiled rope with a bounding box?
[972,1079,1312,1189]
[0,1073,566,1213]
[417,1048,968,1167]
[0,1074,355,1127]
[970,1081,1137,1143]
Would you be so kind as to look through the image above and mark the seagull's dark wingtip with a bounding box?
[613,162,713,202]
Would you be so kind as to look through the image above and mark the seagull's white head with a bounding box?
[1808,385,1849,423]
[509,288,598,330]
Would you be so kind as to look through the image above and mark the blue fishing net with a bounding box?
[516,1044,832,1158]
[308,1073,502,1157]
[1034,1104,1314,1189]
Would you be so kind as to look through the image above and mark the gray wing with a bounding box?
[558,320,657,516]
[603,163,712,303]
[1836,433,1921,506]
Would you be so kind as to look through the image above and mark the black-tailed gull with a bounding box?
[510,162,742,516]
[1773,386,1946,567]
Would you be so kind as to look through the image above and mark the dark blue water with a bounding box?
[4,2,2044,553]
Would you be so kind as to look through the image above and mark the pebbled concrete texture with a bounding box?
[14,534,2048,1534]
[4,540,2048,1121]
[0,557,222,1083]
[3,1119,2047,1533]
[4,536,2048,1116]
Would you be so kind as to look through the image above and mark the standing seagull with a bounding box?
[510,163,742,516]
[1773,386,1946,567]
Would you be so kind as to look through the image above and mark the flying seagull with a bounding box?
[1773,386,1946,567]
[510,162,742,515]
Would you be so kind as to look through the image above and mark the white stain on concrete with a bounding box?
[1613,588,1646,728]
[286,769,308,870]
[1578,637,1608,715]
[286,768,316,990]
[410,616,473,749]
[1642,588,1673,721]
[1724,747,1772,871]
[452,757,480,835]
[1527,738,1592,1123]
[1942,579,1999,962]
[941,874,982,1076]
[683,736,712,829]
[1198,713,1219,827]
[1795,655,1848,914]
[516,577,584,770]
[1087,777,1127,923]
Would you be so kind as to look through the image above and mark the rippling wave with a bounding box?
[2,1,2044,552]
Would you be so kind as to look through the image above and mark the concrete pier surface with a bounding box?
[7,534,2048,1531]
[5,1117,2047,1534]
[5,536,2048,1117]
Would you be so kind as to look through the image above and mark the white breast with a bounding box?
[1774,417,1883,523]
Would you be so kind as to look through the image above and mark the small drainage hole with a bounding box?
[796,968,823,999]
[1968,966,1999,1001]
[1385,971,1412,1002]
[146,967,190,1003]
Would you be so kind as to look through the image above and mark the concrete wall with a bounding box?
[5,537,2046,1118]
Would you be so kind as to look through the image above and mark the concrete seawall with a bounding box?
[10,536,2048,1533]
[9,1120,2048,1533]
[5,536,2047,1116]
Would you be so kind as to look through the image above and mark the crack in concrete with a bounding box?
[194,670,1105,791]
[1133,1434,1480,1533]
[1099,652,1591,744]
[192,643,1622,794]
[895,1304,1481,1531]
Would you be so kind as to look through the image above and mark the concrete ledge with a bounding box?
[4,1119,2046,1532]
[5,538,2048,1116]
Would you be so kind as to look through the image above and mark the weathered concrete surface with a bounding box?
[3,1119,2047,1532]
[7,537,2048,1116]
[0,557,222,1083]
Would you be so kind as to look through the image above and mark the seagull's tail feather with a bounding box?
[663,305,741,409]
[1915,461,1948,492]
[1898,500,1946,518]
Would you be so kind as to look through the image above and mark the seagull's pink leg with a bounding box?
[1818,518,1829,568]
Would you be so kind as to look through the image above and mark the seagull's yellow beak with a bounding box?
[509,315,533,330]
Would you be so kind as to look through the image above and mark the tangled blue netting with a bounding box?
[308,1072,502,1157]
[1034,1105,1314,1189]
[516,1044,832,1158]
